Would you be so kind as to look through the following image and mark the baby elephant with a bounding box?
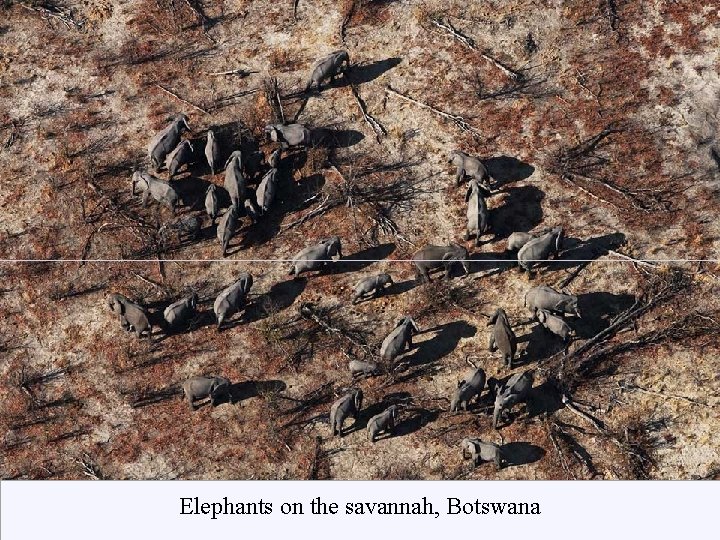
[205,129,220,176]
[182,375,231,411]
[166,140,194,179]
[330,388,363,437]
[132,171,180,212]
[307,50,350,91]
[449,150,491,187]
[507,231,535,252]
[488,308,517,368]
[517,227,563,273]
[367,405,399,443]
[461,438,505,470]
[164,293,199,331]
[348,359,380,378]
[214,273,253,329]
[106,293,152,338]
[265,123,312,149]
[380,317,419,363]
[351,273,393,304]
[524,285,580,317]
[217,206,239,257]
[536,309,573,342]
[205,184,219,222]
[148,113,190,171]
[288,236,343,276]
[493,370,534,428]
[450,367,486,412]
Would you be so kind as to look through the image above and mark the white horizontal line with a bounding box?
[0,259,714,264]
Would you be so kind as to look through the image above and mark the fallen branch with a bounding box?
[351,85,386,142]
[206,68,258,77]
[154,84,209,115]
[620,382,709,407]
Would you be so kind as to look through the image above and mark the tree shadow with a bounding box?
[575,291,636,338]
[332,243,396,274]
[399,321,476,368]
[501,442,546,467]
[489,185,545,240]
[485,156,535,187]
[245,278,308,322]
[311,128,364,148]
[554,232,627,270]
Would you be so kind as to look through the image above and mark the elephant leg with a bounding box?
[142,192,150,207]
[488,334,496,352]
[456,168,464,186]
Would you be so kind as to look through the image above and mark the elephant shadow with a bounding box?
[225,379,288,404]
[485,156,535,188]
[501,442,546,467]
[489,185,545,241]
[310,128,364,148]
[399,320,477,369]
[574,291,636,339]
[518,323,567,364]
[347,57,402,86]
[346,391,413,437]
[468,251,515,277]
[332,243,396,275]
[554,232,627,270]
[245,278,308,322]
[526,380,564,419]
[170,174,212,210]
[379,278,416,299]
[393,408,440,438]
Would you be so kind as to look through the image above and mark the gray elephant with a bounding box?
[164,292,199,330]
[243,198,260,224]
[517,227,563,273]
[493,370,534,428]
[205,184,219,222]
[268,148,282,168]
[214,273,253,329]
[330,388,363,437]
[148,114,190,171]
[131,171,180,211]
[524,285,580,317]
[287,236,343,276]
[166,140,194,179]
[536,309,574,342]
[182,375,231,411]
[224,150,246,210]
[307,50,350,91]
[158,215,201,245]
[449,150,490,187]
[217,206,239,257]
[256,167,278,214]
[461,438,505,470]
[488,308,517,368]
[412,243,470,283]
[351,273,393,304]
[205,129,220,175]
[106,293,152,338]
[348,359,380,378]
[450,367,486,412]
[465,179,491,245]
[265,123,312,149]
[367,405,398,443]
[507,231,534,252]
[380,317,419,363]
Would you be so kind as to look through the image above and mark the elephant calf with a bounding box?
[214,273,253,329]
[205,184,219,222]
[380,317,419,363]
[352,273,393,304]
[106,293,152,338]
[224,150,246,210]
[166,139,194,179]
[493,370,534,428]
[536,309,573,342]
[465,179,491,246]
[182,376,231,411]
[148,113,190,171]
[217,206,239,257]
[265,124,312,149]
[507,231,535,252]
[132,171,180,211]
[348,360,380,378]
[517,227,563,273]
[330,389,363,437]
[307,50,350,91]
[367,405,399,443]
[256,167,278,214]
[450,367,486,412]
[288,236,343,277]
[164,293,199,331]
[461,438,505,470]
[524,285,580,317]
[412,243,470,283]
[205,129,220,176]
[488,308,517,368]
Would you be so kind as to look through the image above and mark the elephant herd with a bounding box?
[103,48,593,472]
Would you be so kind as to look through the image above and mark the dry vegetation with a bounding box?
[1,0,719,479]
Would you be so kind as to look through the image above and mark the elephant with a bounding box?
[217,206,239,257]
[158,215,201,245]
[412,243,470,283]
[256,167,278,214]
[243,198,260,224]
[461,438,505,470]
[507,231,535,252]
[163,293,199,330]
[268,148,282,169]
[524,285,580,317]
[288,236,343,276]
[205,129,221,176]
[450,367,486,412]
[449,150,490,187]
[380,317,419,363]
[536,308,574,342]
[488,308,517,368]
[367,405,399,443]
[205,184,219,222]
[182,375,231,411]
[148,114,190,171]
[265,123,312,149]
[493,370,534,428]
[465,179,491,245]
[306,50,350,91]
[214,273,253,329]
[131,171,180,211]
[351,273,393,304]
[348,359,380,378]
[224,150,246,210]
[106,293,152,338]
[166,139,194,179]
[517,227,564,273]
[330,388,363,437]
